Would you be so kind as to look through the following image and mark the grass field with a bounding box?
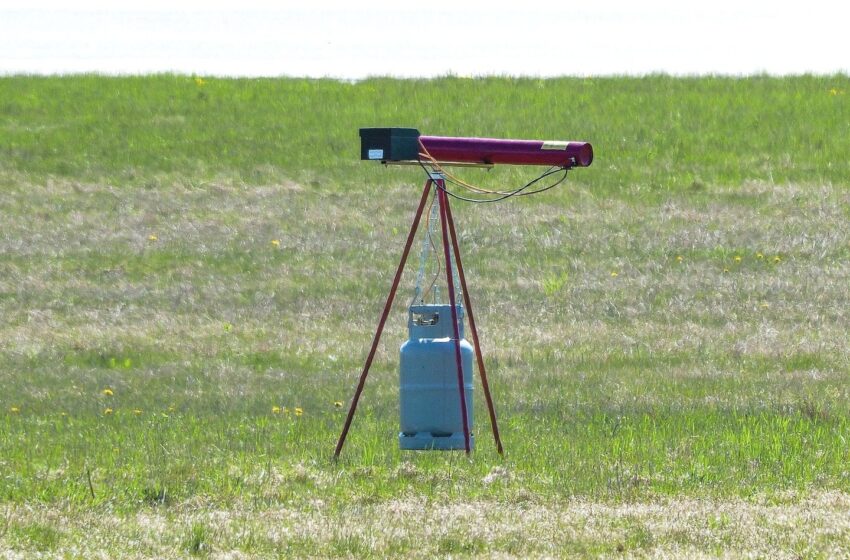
[2,74,850,557]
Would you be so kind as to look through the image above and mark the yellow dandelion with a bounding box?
[60,411,67,417]
[773,256,782,263]
[104,408,113,415]
[148,234,158,242]
[734,255,742,263]
[723,267,729,273]
[760,303,770,309]
[676,255,683,263]
[334,401,343,408]
[756,252,764,260]
[10,406,20,414]
[271,239,281,247]
[133,409,143,416]
[610,271,619,278]
[294,407,304,417]
[102,388,114,396]
[194,77,206,86]
[272,405,281,414]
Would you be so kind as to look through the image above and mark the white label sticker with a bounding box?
[541,141,569,151]
[368,149,384,159]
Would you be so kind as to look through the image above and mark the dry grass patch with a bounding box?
[3,493,850,558]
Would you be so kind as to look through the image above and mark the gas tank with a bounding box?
[399,304,474,450]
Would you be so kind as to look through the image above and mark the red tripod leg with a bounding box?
[334,179,434,459]
[444,197,504,455]
[437,183,472,454]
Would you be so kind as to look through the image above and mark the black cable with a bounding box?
[442,168,567,204]
[513,167,570,198]
[417,158,569,203]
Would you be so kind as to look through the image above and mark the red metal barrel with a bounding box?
[419,135,593,168]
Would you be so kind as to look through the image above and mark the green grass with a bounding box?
[2,74,849,191]
[2,74,850,557]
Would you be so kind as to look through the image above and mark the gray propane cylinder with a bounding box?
[399,303,474,450]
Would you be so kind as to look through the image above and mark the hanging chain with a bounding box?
[410,181,463,306]
[412,190,439,305]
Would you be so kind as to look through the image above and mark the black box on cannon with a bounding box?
[359,128,421,161]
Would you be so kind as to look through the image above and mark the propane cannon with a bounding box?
[359,127,593,168]
[335,128,594,458]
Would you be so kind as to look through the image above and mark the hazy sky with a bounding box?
[2,0,848,77]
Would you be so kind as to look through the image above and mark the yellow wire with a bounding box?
[417,138,513,195]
